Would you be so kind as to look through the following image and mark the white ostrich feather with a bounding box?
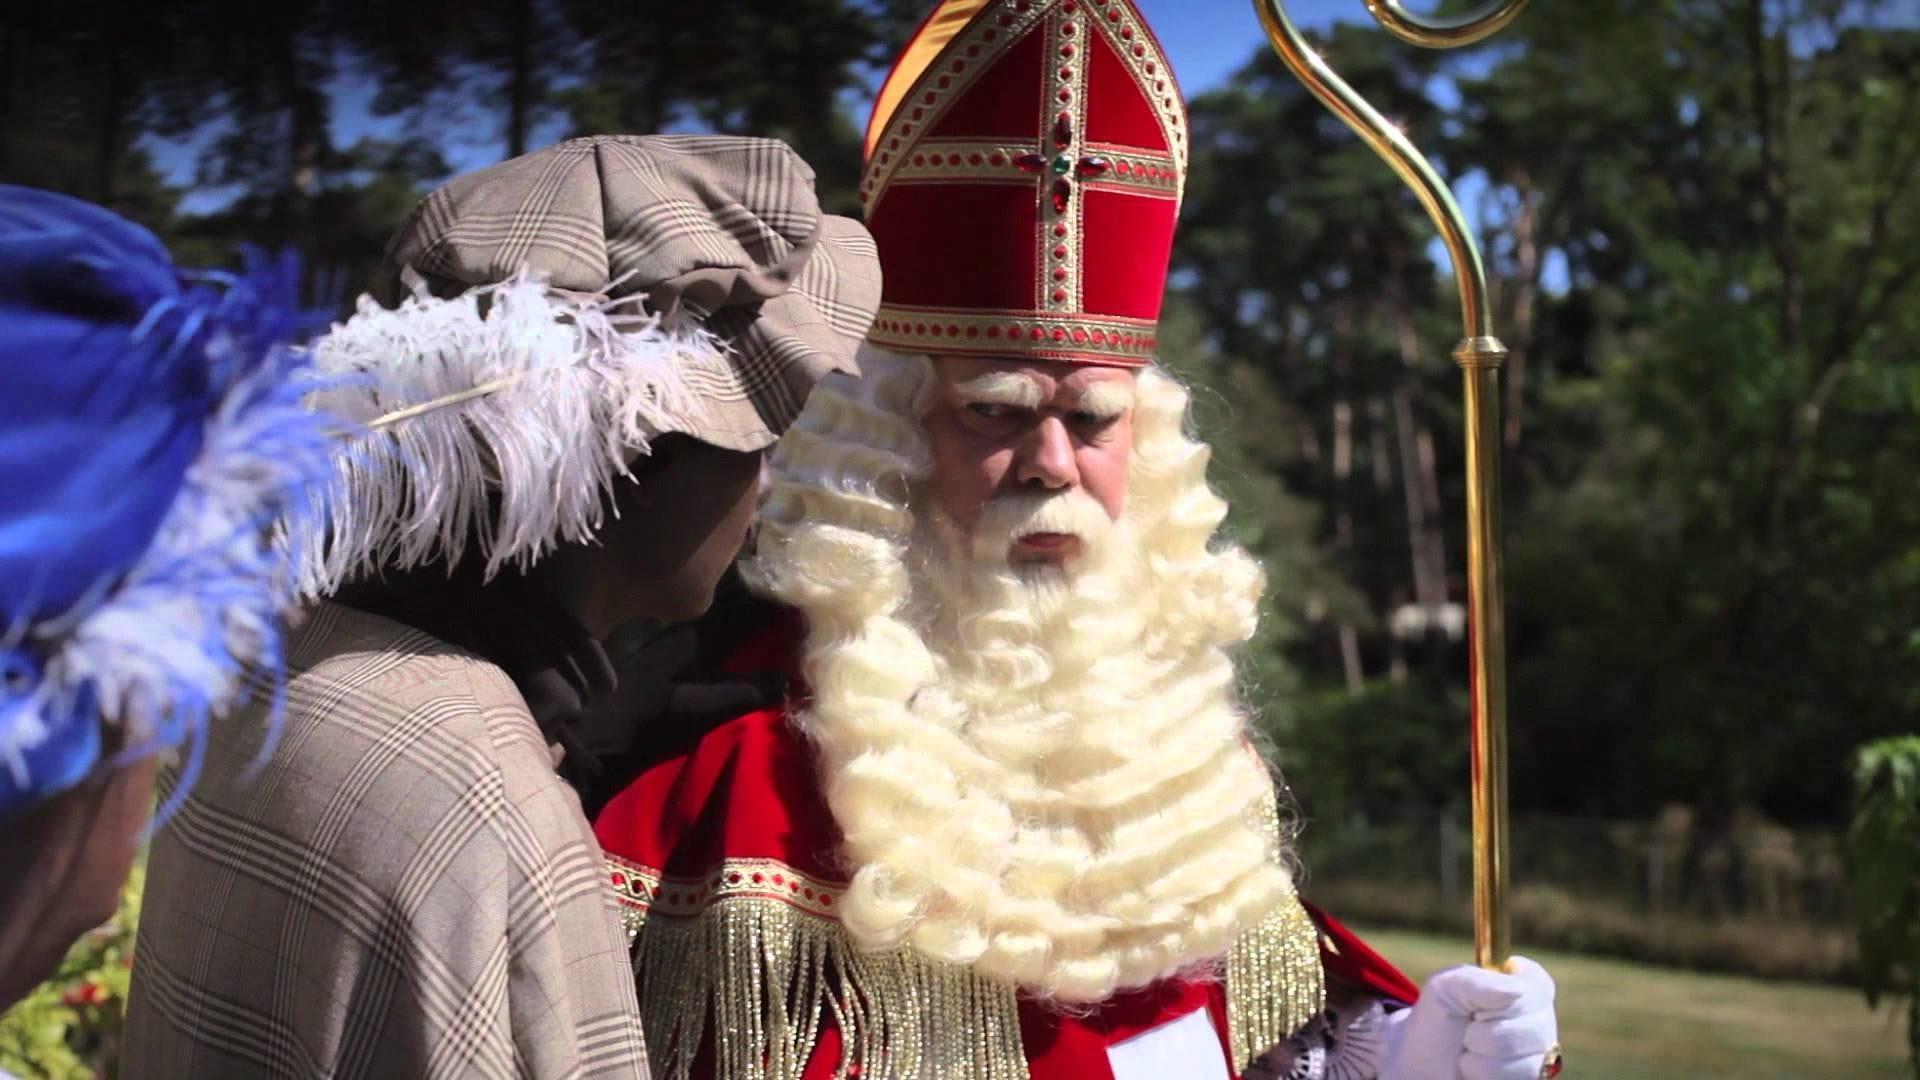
[291,272,720,596]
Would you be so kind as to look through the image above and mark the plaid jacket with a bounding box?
[123,602,650,1079]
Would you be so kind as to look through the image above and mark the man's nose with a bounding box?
[1014,416,1078,490]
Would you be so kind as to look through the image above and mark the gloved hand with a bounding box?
[554,615,787,818]
[553,571,789,819]
[1379,957,1559,1080]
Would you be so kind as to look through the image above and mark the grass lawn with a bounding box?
[1363,927,1911,1079]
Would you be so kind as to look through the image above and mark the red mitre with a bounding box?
[860,0,1187,367]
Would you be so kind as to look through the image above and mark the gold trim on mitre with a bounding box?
[865,0,996,161]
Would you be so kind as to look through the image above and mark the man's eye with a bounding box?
[1070,411,1116,428]
[968,403,1018,420]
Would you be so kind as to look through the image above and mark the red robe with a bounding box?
[594,617,1417,1079]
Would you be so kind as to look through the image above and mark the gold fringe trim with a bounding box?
[1224,782,1328,1071]
[617,856,1027,1080]
[1224,896,1326,1072]
[611,769,1326,1079]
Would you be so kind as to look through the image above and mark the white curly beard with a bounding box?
[756,350,1296,1005]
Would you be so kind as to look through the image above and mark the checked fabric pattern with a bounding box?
[374,134,882,451]
[122,602,651,1080]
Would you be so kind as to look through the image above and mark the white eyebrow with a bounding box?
[951,370,1044,409]
[1074,380,1137,420]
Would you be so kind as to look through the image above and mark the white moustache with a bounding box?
[969,489,1115,562]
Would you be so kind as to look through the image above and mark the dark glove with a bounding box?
[554,574,789,819]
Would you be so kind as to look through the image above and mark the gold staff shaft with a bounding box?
[1251,0,1529,970]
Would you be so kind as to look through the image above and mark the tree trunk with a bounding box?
[1503,172,1541,450]
[507,0,533,158]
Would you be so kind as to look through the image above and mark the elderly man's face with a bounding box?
[921,356,1137,567]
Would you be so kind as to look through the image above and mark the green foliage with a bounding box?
[1175,2,1920,829]
[0,863,143,1079]
[1848,736,1920,1074]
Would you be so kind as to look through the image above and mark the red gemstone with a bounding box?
[1060,44,1075,58]
[1073,328,1090,342]
[1058,88,1072,102]
[821,895,833,906]
[878,152,890,164]
[1133,43,1146,55]
[911,107,924,120]
[1052,327,1068,340]
[915,323,928,334]
[1093,330,1108,344]
[1108,7,1121,20]
[728,872,742,883]
[937,75,951,88]
[751,873,764,884]
[1053,244,1069,259]
[1155,79,1165,91]
[924,92,936,104]
[1117,161,1131,175]
[912,154,926,166]
[967,44,981,56]
[804,887,816,898]
[1062,22,1077,35]
[1122,25,1135,39]
[1016,153,1048,174]
[1054,223,1068,237]
[1059,66,1074,80]
[987,326,1002,338]
[1053,114,1074,147]
[1146,61,1156,73]
[952,59,966,72]
[1053,267,1067,282]
[968,153,984,165]
[947,324,961,336]
[1051,289,1068,303]
[772,874,785,885]
[1029,327,1046,341]
[928,324,944,336]
[947,154,963,165]
[989,152,1006,166]
[1077,156,1111,176]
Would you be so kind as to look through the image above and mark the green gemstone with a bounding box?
[1051,155,1072,175]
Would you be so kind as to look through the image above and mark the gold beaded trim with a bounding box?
[869,304,1159,363]
[877,139,1177,200]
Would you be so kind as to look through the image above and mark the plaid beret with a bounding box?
[375,134,882,450]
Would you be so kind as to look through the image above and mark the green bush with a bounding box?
[1848,736,1920,1077]
[0,862,142,1079]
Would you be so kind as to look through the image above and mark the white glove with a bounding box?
[1378,956,1559,1080]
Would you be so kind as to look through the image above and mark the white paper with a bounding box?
[1106,1007,1232,1080]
